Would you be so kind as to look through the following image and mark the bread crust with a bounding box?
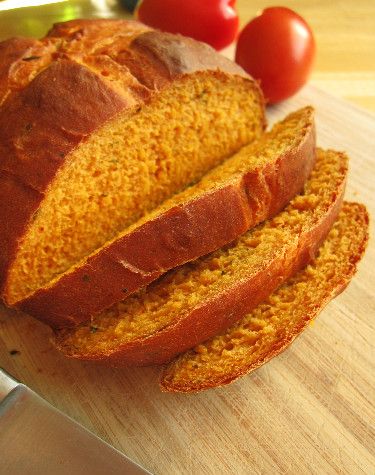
[18,111,315,327]
[159,202,369,392]
[0,37,57,105]
[130,30,250,81]
[0,19,265,299]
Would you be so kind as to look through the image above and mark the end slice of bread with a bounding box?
[160,202,369,392]
[54,148,347,365]
[18,107,315,327]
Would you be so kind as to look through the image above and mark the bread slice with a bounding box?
[54,148,347,365]
[18,107,315,328]
[0,19,265,307]
[160,202,369,392]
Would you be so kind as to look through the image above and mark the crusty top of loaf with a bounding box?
[0,19,249,189]
[0,36,57,105]
[0,19,262,294]
[47,19,249,82]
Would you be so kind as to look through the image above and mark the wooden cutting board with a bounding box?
[0,85,374,474]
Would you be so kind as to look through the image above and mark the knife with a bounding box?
[0,368,152,475]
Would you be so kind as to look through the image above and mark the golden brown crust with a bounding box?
[47,19,249,81]
[160,202,369,393]
[18,111,315,328]
[46,18,150,45]
[131,31,250,81]
[0,36,57,105]
[0,19,265,298]
[0,59,129,190]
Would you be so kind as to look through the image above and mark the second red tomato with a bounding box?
[136,0,239,51]
[235,7,316,103]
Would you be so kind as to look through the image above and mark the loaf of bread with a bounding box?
[160,202,369,392]
[1,19,368,395]
[18,107,315,328]
[54,148,347,366]
[0,19,265,309]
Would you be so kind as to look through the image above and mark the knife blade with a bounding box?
[0,368,153,475]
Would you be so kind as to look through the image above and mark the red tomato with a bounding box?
[235,7,316,103]
[136,0,239,50]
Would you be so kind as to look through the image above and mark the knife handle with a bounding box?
[0,368,19,402]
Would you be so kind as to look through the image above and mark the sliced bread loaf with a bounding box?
[0,19,265,307]
[54,148,347,365]
[18,107,315,327]
[160,202,369,392]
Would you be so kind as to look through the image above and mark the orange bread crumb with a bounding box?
[55,148,347,365]
[19,107,315,327]
[160,202,369,392]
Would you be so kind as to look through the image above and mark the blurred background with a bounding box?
[0,0,374,112]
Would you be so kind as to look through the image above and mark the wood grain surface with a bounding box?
[0,2,374,473]
[0,86,374,474]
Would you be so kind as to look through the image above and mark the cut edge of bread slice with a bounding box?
[159,202,369,393]
[54,148,347,365]
[18,106,315,328]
